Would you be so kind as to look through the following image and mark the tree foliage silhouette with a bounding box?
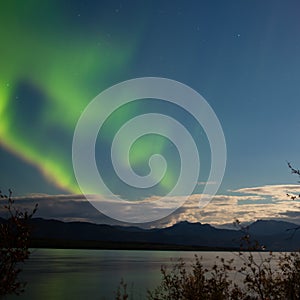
[0,189,37,296]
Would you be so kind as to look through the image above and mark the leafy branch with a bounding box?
[0,189,37,296]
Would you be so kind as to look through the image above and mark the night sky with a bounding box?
[1,0,300,226]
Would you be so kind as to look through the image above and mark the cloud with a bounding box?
[1,184,300,228]
[197,181,218,186]
[0,194,120,225]
[157,194,300,228]
[151,185,300,228]
[231,184,300,201]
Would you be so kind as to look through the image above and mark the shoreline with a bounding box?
[30,238,241,252]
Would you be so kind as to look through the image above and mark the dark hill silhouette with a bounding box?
[248,219,299,236]
[1,218,299,251]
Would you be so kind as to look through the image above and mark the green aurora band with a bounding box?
[0,1,144,194]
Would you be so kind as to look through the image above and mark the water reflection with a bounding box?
[7,249,277,300]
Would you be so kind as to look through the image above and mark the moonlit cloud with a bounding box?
[1,183,299,228]
[160,185,300,228]
[231,184,300,201]
[197,181,218,186]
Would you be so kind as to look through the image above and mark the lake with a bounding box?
[6,249,277,300]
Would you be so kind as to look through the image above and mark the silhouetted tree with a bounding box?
[0,189,37,296]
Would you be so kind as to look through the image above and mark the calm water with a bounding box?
[6,249,276,300]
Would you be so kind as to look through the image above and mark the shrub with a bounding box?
[116,220,300,300]
[146,251,300,300]
[0,189,37,296]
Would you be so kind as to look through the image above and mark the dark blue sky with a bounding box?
[1,0,300,225]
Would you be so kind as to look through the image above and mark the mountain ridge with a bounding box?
[24,218,300,251]
[1,218,299,251]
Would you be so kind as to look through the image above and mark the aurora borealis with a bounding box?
[0,1,146,194]
[1,0,300,225]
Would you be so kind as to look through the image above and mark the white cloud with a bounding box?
[1,184,300,228]
[231,184,300,201]
[197,181,218,186]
